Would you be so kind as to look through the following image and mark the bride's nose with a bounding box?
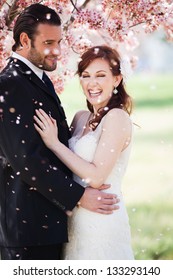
[88,77,98,86]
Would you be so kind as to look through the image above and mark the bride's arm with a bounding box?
[34,108,132,189]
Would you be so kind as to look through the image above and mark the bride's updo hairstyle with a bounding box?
[77,45,133,130]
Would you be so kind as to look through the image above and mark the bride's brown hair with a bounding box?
[77,45,133,130]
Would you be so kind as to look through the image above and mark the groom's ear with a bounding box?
[19,32,31,50]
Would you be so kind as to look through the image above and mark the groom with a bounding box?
[0,3,119,260]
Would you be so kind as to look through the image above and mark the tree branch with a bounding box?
[64,0,92,31]
[80,0,91,9]
[5,0,19,28]
[70,0,79,12]
[0,0,6,10]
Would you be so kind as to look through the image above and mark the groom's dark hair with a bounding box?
[12,3,61,51]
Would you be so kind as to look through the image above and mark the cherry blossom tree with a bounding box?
[0,0,173,92]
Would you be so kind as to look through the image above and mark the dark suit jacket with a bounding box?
[0,58,84,247]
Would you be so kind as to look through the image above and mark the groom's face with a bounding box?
[27,23,62,71]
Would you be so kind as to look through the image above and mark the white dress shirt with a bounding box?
[12,52,43,80]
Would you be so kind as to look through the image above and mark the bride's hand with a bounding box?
[34,108,59,149]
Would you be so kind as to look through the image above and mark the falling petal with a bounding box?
[85,178,91,184]
[31,177,36,181]
[9,107,15,113]
[25,71,31,75]
[44,49,50,55]
[13,70,18,76]
[46,13,51,20]
[94,47,99,54]
[42,225,48,229]
[0,96,5,102]
[53,49,60,55]
[111,59,117,66]
[104,107,109,111]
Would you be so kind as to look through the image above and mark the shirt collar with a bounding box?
[12,52,43,80]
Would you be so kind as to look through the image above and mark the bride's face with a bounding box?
[80,58,117,112]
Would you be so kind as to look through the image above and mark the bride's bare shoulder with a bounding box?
[103,108,132,133]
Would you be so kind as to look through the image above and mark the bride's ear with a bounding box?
[114,74,122,88]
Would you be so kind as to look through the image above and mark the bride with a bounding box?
[34,45,134,260]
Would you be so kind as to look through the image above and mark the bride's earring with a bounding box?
[113,86,118,94]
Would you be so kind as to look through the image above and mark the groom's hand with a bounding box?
[78,186,120,214]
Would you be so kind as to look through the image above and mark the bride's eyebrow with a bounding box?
[82,70,107,74]
[96,70,106,73]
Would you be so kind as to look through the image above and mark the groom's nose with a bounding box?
[52,45,61,57]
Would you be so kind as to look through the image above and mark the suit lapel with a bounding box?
[8,58,66,118]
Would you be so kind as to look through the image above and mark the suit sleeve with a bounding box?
[0,77,84,212]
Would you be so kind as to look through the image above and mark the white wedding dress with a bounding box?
[63,111,134,260]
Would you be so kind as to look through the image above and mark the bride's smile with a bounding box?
[80,58,119,112]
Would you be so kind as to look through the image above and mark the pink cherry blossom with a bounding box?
[0,0,172,92]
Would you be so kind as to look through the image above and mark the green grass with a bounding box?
[60,73,173,260]
[128,203,173,260]
[128,74,173,109]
